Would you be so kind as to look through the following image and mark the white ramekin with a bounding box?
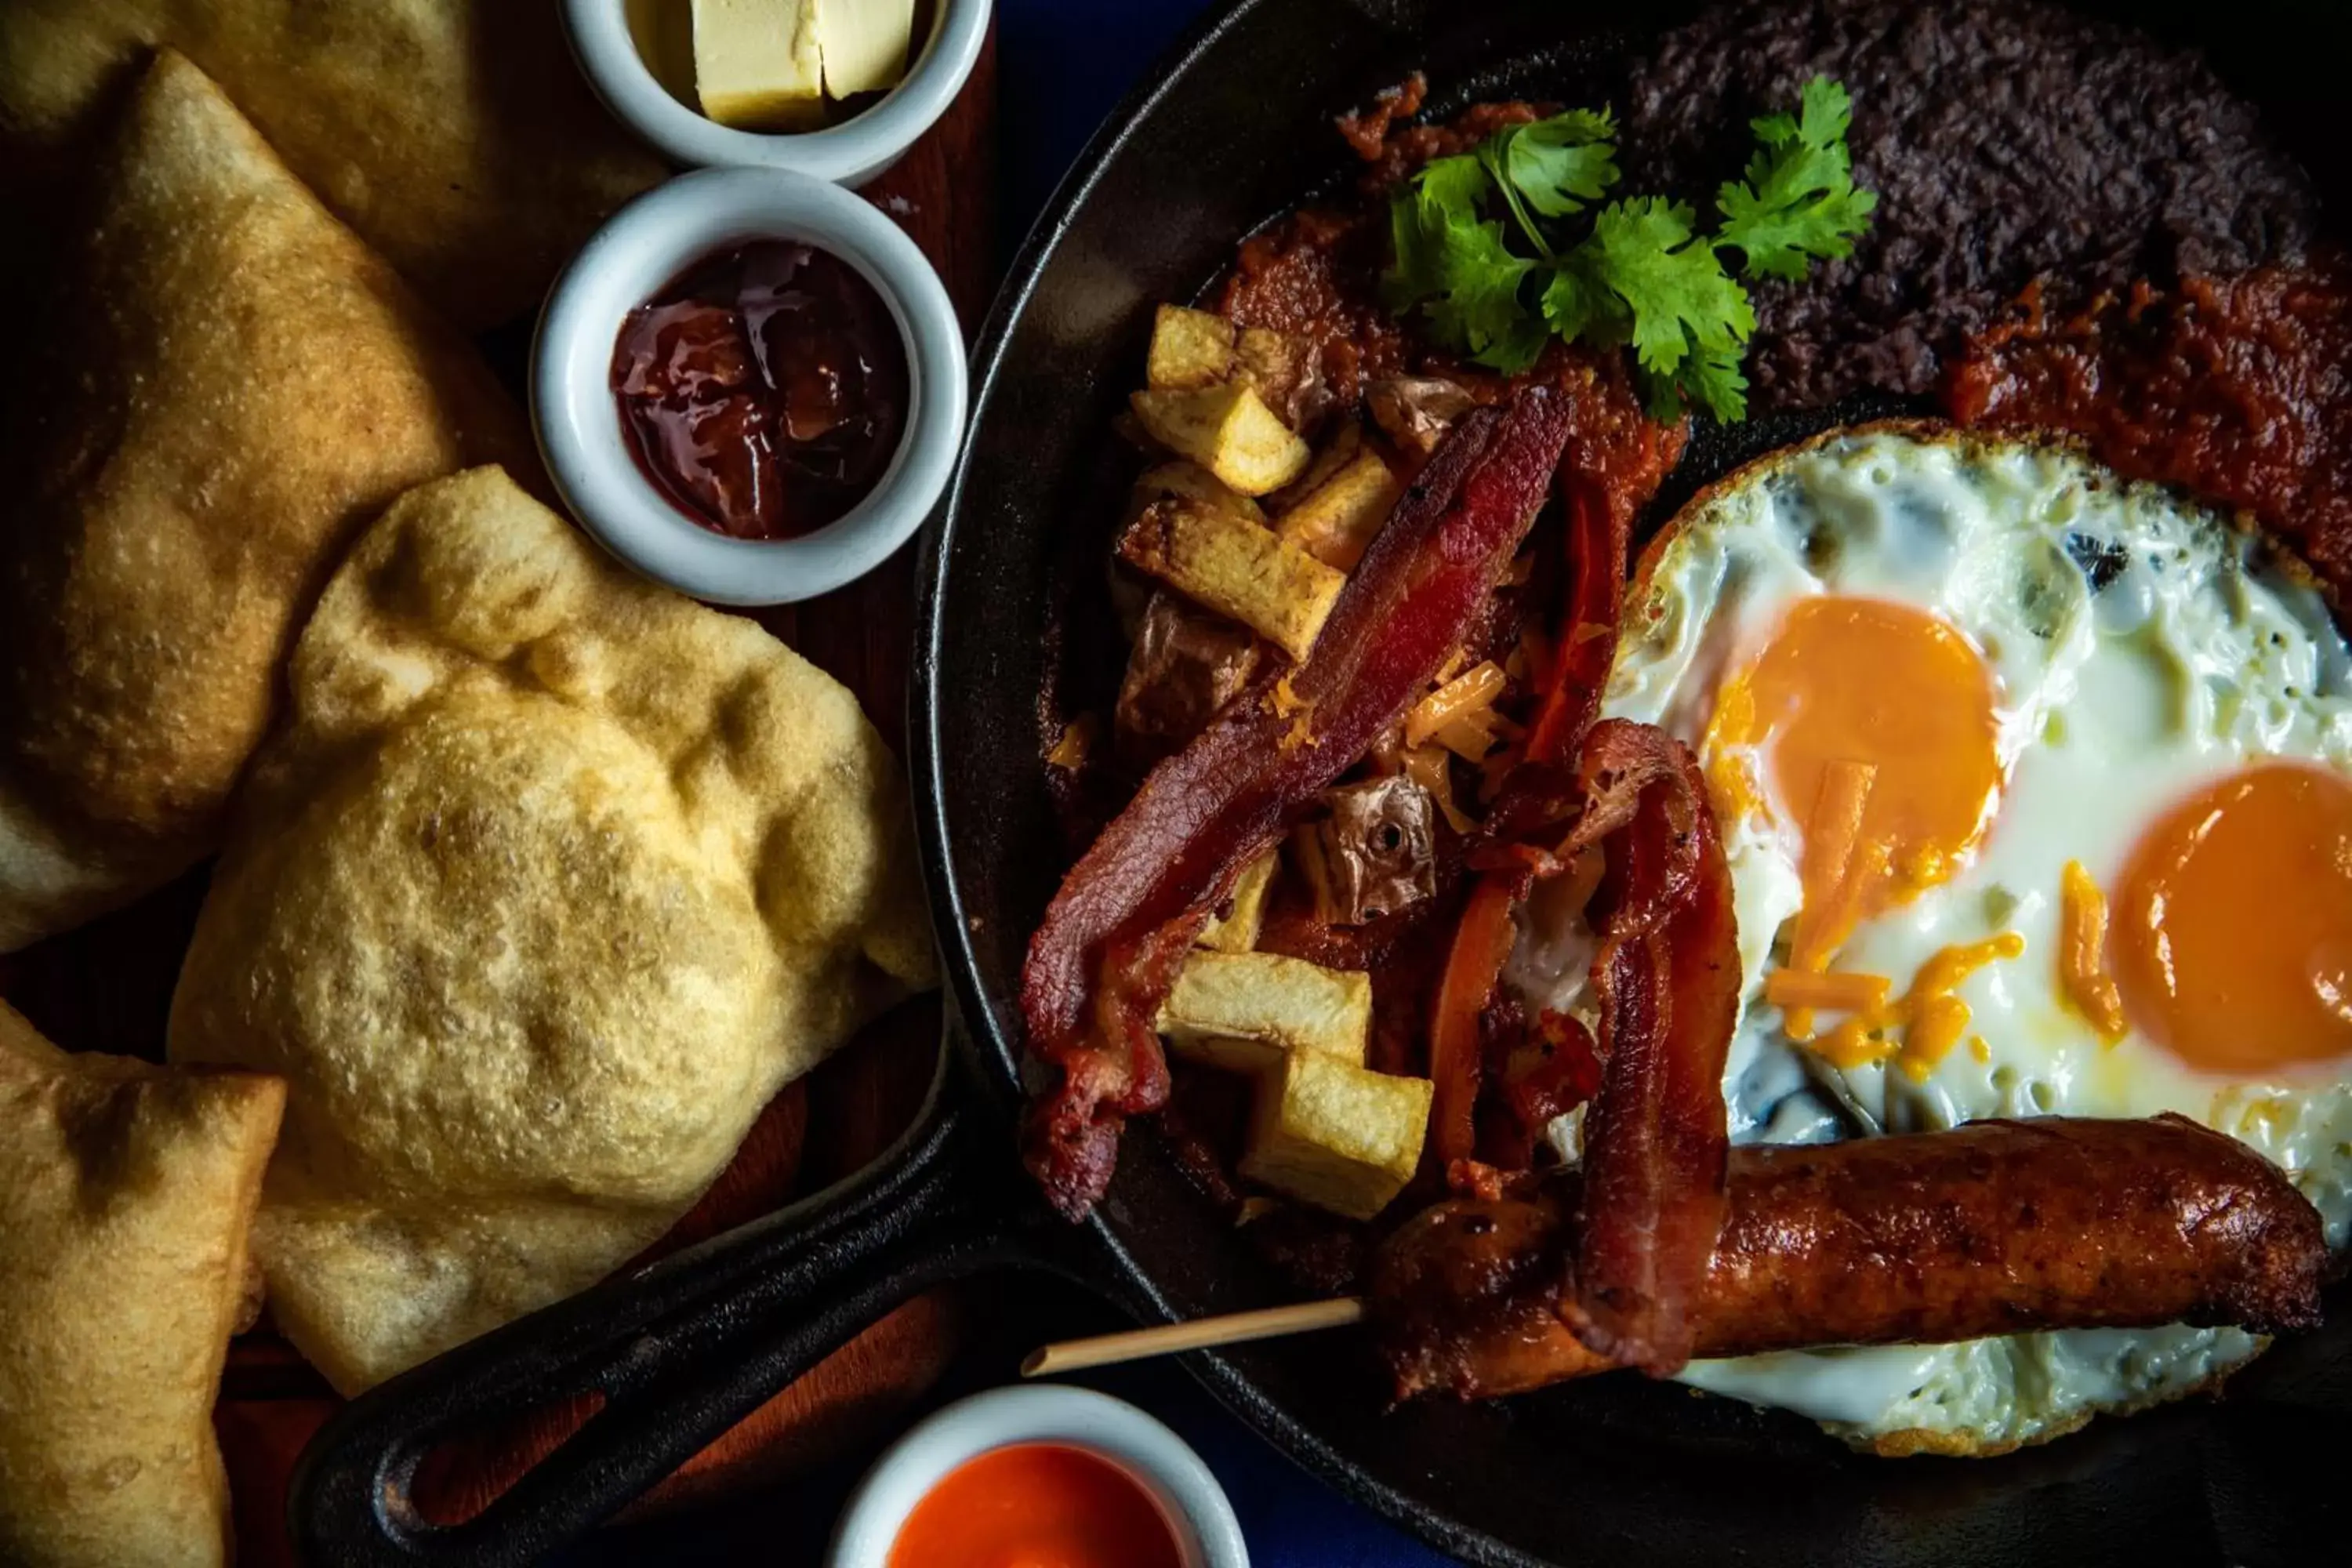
[562,0,992,186]
[828,1385,1250,1568]
[532,166,966,606]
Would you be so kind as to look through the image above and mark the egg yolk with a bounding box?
[1711,596,2003,939]
[2113,764,2352,1074]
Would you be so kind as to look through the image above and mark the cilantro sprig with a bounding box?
[1383,78,1877,422]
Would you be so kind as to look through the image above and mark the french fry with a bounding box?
[1196,848,1280,953]
[1157,950,1372,1076]
[1240,1052,1433,1221]
[1276,451,1404,570]
[1146,304,1240,390]
[1130,383,1312,497]
[1117,498,1342,662]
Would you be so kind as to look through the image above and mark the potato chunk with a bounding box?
[1196,847,1280,953]
[1130,383,1312,497]
[1157,950,1370,1077]
[1295,775,1437,925]
[1144,307,1323,426]
[1235,326,1326,428]
[1276,451,1404,570]
[1117,498,1341,662]
[1114,593,1262,768]
[1367,376,1477,455]
[1270,421,1363,511]
[1146,304,1240,390]
[1134,459,1264,523]
[1240,1052,1432,1221]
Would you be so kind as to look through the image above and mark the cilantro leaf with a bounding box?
[1579,198,1754,380]
[1715,75,1877,281]
[1537,255,1622,349]
[1663,342,1751,424]
[1796,74,1853,147]
[1417,152,1492,217]
[1477,137,1551,260]
[1501,110,1620,219]
[1385,153,1490,309]
[1428,216,1545,372]
[1477,111,1621,259]
[1372,79,1870,423]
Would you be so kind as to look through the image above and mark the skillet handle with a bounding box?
[288,1065,1050,1566]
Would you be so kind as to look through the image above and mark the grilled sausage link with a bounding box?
[1376,1114,2328,1401]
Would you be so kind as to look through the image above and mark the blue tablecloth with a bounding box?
[994,4,1459,1563]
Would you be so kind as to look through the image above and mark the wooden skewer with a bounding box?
[1022,1298,1367,1378]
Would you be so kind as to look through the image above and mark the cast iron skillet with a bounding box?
[291,1,2352,1563]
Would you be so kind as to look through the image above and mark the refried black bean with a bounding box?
[1616,0,2318,409]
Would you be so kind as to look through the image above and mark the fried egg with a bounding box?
[1519,424,2352,1453]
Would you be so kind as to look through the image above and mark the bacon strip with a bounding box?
[1475,720,1737,1374]
[1431,716,1709,1169]
[1522,477,1632,768]
[1564,724,1737,1375]
[1428,459,1666,1172]
[1483,402,1655,843]
[1427,870,1523,1167]
[1020,390,1576,1218]
[1439,720,1737,1369]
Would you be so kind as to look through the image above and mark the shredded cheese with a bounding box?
[1434,708,1523,764]
[2059,858,2129,1044]
[1789,933,2027,1082]
[1403,746,1474,833]
[1405,661,1507,749]
[1047,714,1098,770]
[1766,968,1892,1015]
[1788,758,1878,972]
[1781,819,1886,1041]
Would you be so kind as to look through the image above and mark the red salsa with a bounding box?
[885,1443,1183,1568]
[612,239,908,540]
[1944,258,2352,600]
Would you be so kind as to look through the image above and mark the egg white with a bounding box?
[1525,425,2352,1451]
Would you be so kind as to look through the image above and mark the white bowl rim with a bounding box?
[532,165,967,607]
[561,0,993,184]
[826,1385,1250,1568]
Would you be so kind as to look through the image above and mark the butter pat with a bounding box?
[693,0,825,130]
[817,0,917,97]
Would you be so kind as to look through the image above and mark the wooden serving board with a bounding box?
[0,34,1000,1566]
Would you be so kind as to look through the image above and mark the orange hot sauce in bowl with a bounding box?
[886,1443,1186,1568]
